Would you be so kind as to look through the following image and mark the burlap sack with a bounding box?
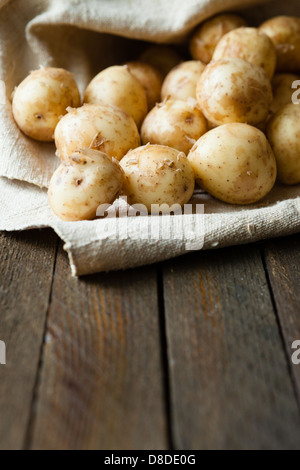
[0,0,299,275]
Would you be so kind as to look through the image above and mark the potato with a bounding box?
[259,16,300,72]
[189,14,247,64]
[48,149,124,221]
[161,60,206,101]
[212,27,277,80]
[141,98,207,154]
[270,73,300,114]
[55,103,140,161]
[126,61,163,110]
[266,103,300,184]
[187,123,277,205]
[120,144,195,212]
[139,45,182,77]
[196,58,272,127]
[84,65,148,127]
[12,67,81,142]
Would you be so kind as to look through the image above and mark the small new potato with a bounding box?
[189,14,247,64]
[12,67,81,142]
[141,98,207,155]
[266,103,300,184]
[212,27,277,80]
[161,60,206,101]
[120,145,195,212]
[270,73,300,114]
[84,65,148,127]
[188,123,277,205]
[55,103,140,161]
[126,61,163,110]
[259,16,300,72]
[196,58,273,127]
[139,45,182,77]
[48,149,124,221]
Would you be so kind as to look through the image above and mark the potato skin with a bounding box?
[120,145,195,212]
[266,104,300,185]
[188,123,277,205]
[189,14,247,64]
[270,73,300,114]
[84,65,148,127]
[259,16,300,72]
[161,60,206,101]
[48,149,124,221]
[55,103,140,161]
[12,67,81,142]
[126,61,163,110]
[196,58,273,127]
[139,46,181,77]
[141,99,207,155]
[212,27,277,80]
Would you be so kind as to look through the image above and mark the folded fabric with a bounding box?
[0,0,299,275]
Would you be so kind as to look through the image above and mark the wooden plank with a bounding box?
[29,243,168,450]
[0,230,58,450]
[163,245,300,450]
[263,234,300,404]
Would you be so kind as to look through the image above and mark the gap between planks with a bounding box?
[23,236,60,450]
[261,235,300,408]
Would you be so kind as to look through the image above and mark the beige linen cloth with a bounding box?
[0,0,299,275]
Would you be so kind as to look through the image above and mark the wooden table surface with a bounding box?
[0,229,300,450]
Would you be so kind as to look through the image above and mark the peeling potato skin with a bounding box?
[84,65,148,128]
[189,14,247,64]
[161,60,206,101]
[139,46,182,78]
[48,149,124,221]
[188,123,277,205]
[120,145,195,212]
[266,104,300,185]
[12,67,81,142]
[212,27,277,80]
[126,61,163,110]
[270,73,300,114]
[141,99,207,155]
[196,58,273,127]
[55,103,140,161]
[259,16,300,73]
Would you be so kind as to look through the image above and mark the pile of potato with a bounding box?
[11,14,300,221]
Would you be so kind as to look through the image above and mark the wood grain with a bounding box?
[263,234,300,404]
[28,243,168,450]
[163,245,300,450]
[0,230,58,450]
